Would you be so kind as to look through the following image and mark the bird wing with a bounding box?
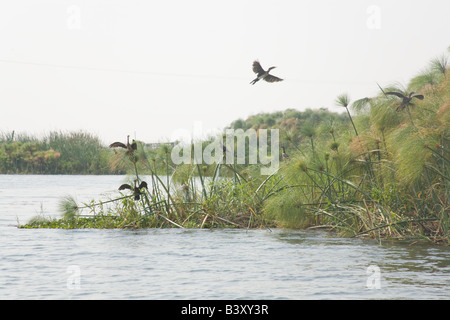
[412,94,424,100]
[109,142,127,149]
[385,91,406,99]
[264,74,283,83]
[118,184,132,190]
[252,61,264,74]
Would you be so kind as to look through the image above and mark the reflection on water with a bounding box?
[0,175,449,299]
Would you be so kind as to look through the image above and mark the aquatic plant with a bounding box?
[335,93,358,136]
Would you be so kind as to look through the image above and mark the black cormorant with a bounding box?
[118,180,148,200]
[385,91,424,111]
[281,146,290,160]
[109,135,137,154]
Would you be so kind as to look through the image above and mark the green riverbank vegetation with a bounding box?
[0,131,112,174]
[0,130,180,175]
[19,50,450,244]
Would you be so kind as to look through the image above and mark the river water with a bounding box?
[0,175,449,299]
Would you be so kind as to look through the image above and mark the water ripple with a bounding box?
[0,175,449,299]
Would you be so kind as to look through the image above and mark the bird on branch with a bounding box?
[385,91,424,111]
[109,135,137,155]
[118,180,148,200]
[281,146,290,160]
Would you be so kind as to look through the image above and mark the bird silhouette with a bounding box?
[385,91,424,111]
[219,142,228,154]
[250,61,283,85]
[118,180,148,200]
[281,146,290,160]
[109,135,137,154]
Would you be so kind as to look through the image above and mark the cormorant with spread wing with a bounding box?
[118,180,148,200]
[385,91,424,111]
[250,60,283,85]
[109,135,137,154]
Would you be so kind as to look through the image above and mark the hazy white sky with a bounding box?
[0,0,449,144]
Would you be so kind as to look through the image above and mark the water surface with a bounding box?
[0,175,449,299]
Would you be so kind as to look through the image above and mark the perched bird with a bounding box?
[250,60,283,85]
[118,180,148,200]
[109,135,137,153]
[385,91,424,111]
[281,146,290,160]
[219,142,228,154]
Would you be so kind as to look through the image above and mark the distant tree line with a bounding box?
[0,131,116,174]
[1,109,349,175]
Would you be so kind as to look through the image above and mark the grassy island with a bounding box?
[17,51,450,244]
